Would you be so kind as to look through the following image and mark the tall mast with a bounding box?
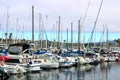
[106,25,109,49]
[88,0,104,47]
[46,15,48,49]
[99,25,106,48]
[53,24,55,47]
[67,28,68,51]
[55,22,58,47]
[39,13,42,48]
[0,24,1,43]
[32,6,34,43]
[94,32,96,48]
[15,18,18,43]
[6,6,9,44]
[78,19,81,50]
[61,23,63,47]
[58,16,60,48]
[71,22,73,51]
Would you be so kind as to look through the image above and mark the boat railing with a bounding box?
[19,49,29,55]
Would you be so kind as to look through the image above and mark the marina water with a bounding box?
[6,62,120,80]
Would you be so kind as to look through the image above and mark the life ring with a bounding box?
[26,58,30,63]
[44,59,46,62]
[35,56,37,59]
[22,58,26,63]
[33,55,37,59]
[0,61,4,66]
[25,55,30,63]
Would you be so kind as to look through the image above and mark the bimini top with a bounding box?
[8,43,30,55]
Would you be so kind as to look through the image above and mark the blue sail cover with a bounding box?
[34,50,47,54]
[58,50,84,57]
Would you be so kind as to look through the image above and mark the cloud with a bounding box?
[0,0,120,41]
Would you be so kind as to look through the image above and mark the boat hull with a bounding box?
[40,63,59,69]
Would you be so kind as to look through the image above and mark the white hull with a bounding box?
[107,57,117,62]
[40,63,59,69]
[78,57,88,65]
[20,64,41,72]
[59,62,73,67]
[3,64,27,74]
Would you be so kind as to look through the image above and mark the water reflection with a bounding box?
[8,74,26,80]
[7,62,120,80]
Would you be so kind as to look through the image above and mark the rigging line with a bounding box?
[81,0,91,31]
[87,0,104,44]
[6,6,9,33]
[41,15,48,41]
[43,23,48,41]
[0,24,3,39]
[86,0,104,48]
[52,24,56,41]
[99,25,106,43]
[89,0,104,42]
[0,10,6,23]
[22,23,24,39]
[25,8,31,32]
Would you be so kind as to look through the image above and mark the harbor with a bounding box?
[1,62,120,80]
[0,42,120,80]
[0,0,120,80]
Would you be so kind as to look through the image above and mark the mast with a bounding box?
[22,23,25,42]
[0,24,3,43]
[15,18,18,43]
[106,25,109,49]
[5,6,9,44]
[58,16,61,48]
[78,19,81,50]
[81,0,91,30]
[0,24,1,43]
[53,24,55,47]
[71,22,73,51]
[94,32,96,48]
[92,0,104,43]
[67,28,68,51]
[87,0,104,48]
[45,15,48,49]
[61,23,63,47]
[55,22,58,48]
[99,25,106,48]
[39,13,42,49]
[32,6,34,43]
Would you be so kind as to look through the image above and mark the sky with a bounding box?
[0,0,120,42]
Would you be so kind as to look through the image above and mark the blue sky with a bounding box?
[0,0,120,42]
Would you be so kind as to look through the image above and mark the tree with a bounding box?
[114,38,120,46]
